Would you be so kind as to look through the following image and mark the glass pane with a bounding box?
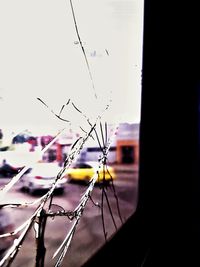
[0,0,144,266]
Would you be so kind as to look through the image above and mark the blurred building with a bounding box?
[116,123,139,165]
[0,123,139,166]
[56,123,139,165]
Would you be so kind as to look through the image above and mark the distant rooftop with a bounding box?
[116,122,140,140]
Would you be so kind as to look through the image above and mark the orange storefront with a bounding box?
[116,140,139,165]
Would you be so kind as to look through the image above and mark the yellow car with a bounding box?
[65,161,116,183]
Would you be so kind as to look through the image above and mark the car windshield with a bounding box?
[73,162,110,169]
[77,163,92,169]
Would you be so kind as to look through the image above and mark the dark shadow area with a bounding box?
[18,188,65,196]
[82,1,200,267]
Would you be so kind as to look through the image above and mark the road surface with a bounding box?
[0,169,138,267]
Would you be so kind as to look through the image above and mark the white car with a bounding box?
[20,162,66,194]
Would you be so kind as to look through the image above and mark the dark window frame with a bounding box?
[83,1,200,266]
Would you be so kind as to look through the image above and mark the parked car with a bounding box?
[64,161,116,183]
[0,159,22,178]
[0,209,15,259]
[20,162,66,194]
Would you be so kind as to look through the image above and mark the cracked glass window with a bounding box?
[0,0,144,266]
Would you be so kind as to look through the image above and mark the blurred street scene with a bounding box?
[0,122,139,266]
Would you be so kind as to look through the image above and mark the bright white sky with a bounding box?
[0,0,144,136]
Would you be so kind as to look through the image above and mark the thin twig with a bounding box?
[102,188,117,230]
[34,209,47,267]
[106,165,123,224]
[101,186,107,241]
